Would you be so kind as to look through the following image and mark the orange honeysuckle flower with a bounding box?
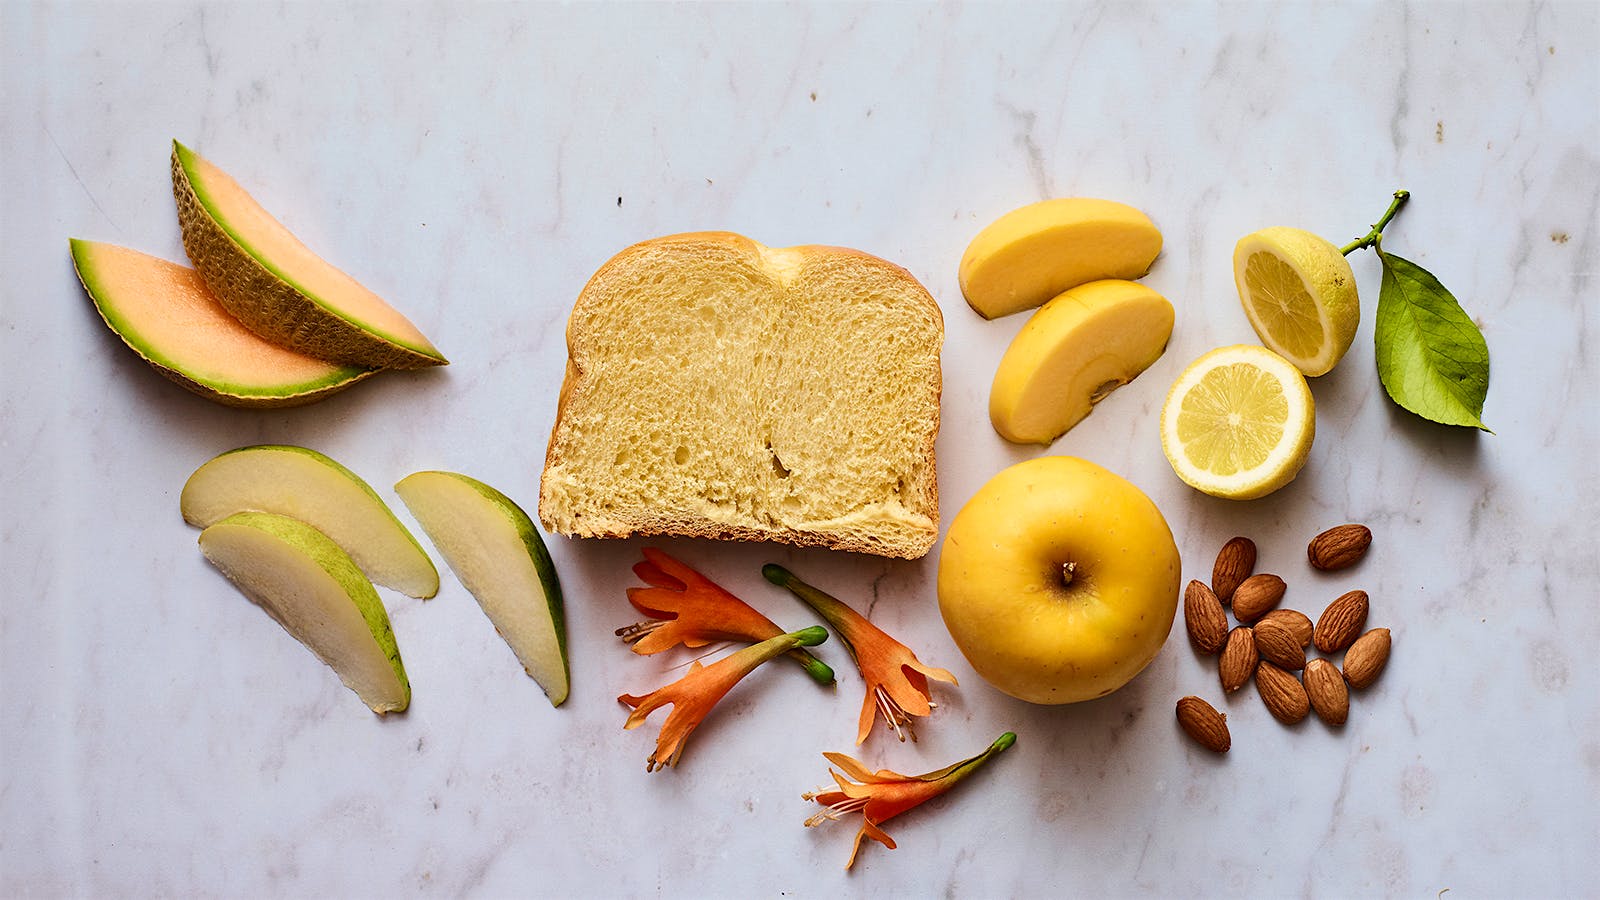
[803,731,1016,869]
[619,625,829,772]
[617,548,833,684]
[763,563,956,744]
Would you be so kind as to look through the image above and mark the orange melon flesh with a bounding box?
[174,143,441,359]
[72,240,370,400]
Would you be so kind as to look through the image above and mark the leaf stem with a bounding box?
[1341,189,1411,256]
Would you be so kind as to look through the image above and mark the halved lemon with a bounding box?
[1233,227,1358,376]
[1160,345,1314,500]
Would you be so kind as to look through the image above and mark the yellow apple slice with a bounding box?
[181,445,439,599]
[198,511,410,714]
[395,472,569,707]
[989,279,1174,445]
[171,141,447,370]
[959,198,1162,319]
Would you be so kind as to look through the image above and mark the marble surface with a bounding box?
[3,2,1597,897]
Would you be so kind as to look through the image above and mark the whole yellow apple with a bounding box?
[937,456,1180,704]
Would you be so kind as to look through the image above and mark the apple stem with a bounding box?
[1340,189,1410,256]
[1061,561,1076,587]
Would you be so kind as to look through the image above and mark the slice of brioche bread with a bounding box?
[539,232,943,559]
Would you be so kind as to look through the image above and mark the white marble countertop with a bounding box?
[3,3,1596,897]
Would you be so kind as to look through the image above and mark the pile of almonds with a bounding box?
[1176,524,1392,753]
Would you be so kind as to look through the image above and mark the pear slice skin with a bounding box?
[990,279,1175,445]
[171,140,447,370]
[70,239,374,407]
[198,511,411,714]
[181,445,439,600]
[960,198,1162,319]
[395,471,569,707]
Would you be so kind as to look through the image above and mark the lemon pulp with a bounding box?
[1160,345,1314,500]
[1233,227,1358,376]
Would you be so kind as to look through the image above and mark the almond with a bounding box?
[1314,589,1370,653]
[1303,659,1349,726]
[1308,523,1372,571]
[1256,661,1310,724]
[1219,626,1258,693]
[1342,628,1392,689]
[1211,536,1256,603]
[1175,696,1230,753]
[1258,608,1313,648]
[1253,618,1307,670]
[1184,580,1228,654]
[1230,573,1286,623]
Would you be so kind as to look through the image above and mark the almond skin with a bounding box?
[1314,589,1370,653]
[1256,662,1310,724]
[1219,626,1258,693]
[1259,609,1313,648]
[1184,580,1228,654]
[1303,659,1349,726]
[1308,524,1372,571]
[1231,573,1286,623]
[1175,696,1230,753]
[1343,628,1392,689]
[1253,618,1307,670]
[1212,536,1256,604]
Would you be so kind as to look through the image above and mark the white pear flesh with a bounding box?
[198,511,411,714]
[181,445,439,599]
[989,279,1175,445]
[395,471,569,707]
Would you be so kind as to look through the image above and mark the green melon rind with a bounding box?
[396,471,570,706]
[170,141,447,370]
[199,510,411,714]
[182,444,441,599]
[70,239,375,408]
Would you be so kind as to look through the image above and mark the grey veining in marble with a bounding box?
[2,2,1597,897]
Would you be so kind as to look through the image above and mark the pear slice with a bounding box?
[989,279,1175,445]
[70,240,374,407]
[171,140,447,370]
[198,511,410,714]
[181,445,439,599]
[395,471,569,707]
[960,198,1162,319]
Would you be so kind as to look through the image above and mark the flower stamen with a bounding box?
[615,619,664,643]
[802,796,869,827]
[875,685,914,742]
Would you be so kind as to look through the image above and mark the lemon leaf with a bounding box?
[1373,249,1491,431]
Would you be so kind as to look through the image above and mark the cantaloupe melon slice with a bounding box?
[70,239,374,408]
[171,141,447,370]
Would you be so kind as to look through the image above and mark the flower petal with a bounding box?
[822,751,902,784]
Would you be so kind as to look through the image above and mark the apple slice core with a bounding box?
[990,279,1175,445]
[198,511,410,714]
[181,445,439,599]
[396,471,569,707]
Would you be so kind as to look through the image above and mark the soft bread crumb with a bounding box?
[539,233,942,559]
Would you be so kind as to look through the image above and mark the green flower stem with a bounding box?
[1341,189,1411,256]
[762,563,862,663]
[792,652,836,685]
[782,623,832,684]
[790,625,829,647]
[924,731,1018,785]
